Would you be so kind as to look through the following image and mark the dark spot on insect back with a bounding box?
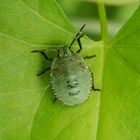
[66,79,79,89]
[67,83,79,88]
[69,91,80,96]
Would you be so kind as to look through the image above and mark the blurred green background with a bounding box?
[56,0,138,41]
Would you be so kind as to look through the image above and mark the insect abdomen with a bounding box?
[51,69,92,106]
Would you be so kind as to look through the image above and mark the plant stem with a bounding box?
[97,3,108,43]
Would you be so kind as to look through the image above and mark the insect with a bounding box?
[31,24,100,106]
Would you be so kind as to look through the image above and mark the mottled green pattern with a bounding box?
[50,48,93,106]
[51,69,92,106]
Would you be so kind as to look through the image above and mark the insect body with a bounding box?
[50,47,93,106]
[32,24,100,106]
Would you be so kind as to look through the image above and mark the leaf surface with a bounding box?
[97,5,140,140]
[0,0,102,140]
[0,0,140,140]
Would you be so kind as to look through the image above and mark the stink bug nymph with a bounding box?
[31,24,100,106]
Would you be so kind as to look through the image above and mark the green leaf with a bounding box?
[0,0,140,140]
[97,6,140,140]
[0,0,102,140]
[0,0,80,45]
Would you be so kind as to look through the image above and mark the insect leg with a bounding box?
[92,83,101,91]
[69,24,86,51]
[76,33,84,53]
[31,50,53,61]
[37,67,51,76]
[91,72,101,91]
[83,55,96,59]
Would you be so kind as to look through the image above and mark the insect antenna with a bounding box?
[69,24,86,50]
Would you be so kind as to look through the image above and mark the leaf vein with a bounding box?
[18,0,74,36]
[111,48,140,77]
